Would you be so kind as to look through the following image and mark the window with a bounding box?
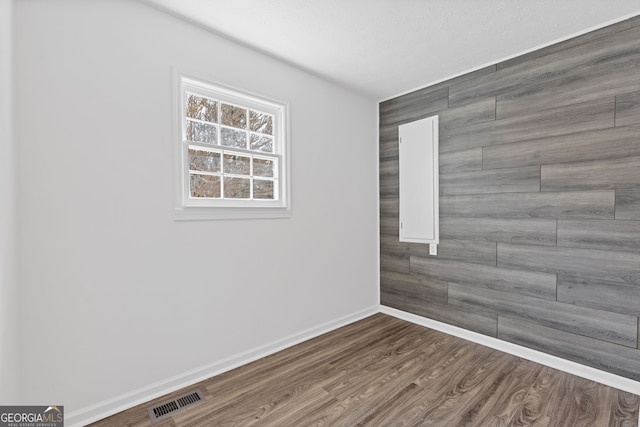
[174,73,290,220]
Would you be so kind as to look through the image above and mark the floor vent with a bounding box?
[148,390,204,422]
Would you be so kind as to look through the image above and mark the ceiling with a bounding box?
[141,0,640,100]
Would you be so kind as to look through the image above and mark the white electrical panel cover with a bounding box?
[398,115,439,245]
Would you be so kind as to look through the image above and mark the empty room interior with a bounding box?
[3,0,640,425]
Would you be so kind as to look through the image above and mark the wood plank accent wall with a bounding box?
[379,15,640,381]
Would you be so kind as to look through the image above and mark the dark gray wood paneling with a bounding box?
[497,15,640,70]
[498,316,640,381]
[379,87,449,126]
[396,65,498,103]
[380,215,398,236]
[380,198,398,218]
[449,282,637,347]
[410,256,556,300]
[496,60,640,119]
[440,166,540,195]
[444,64,498,87]
[381,289,498,337]
[380,233,409,257]
[380,145,397,163]
[379,123,398,143]
[483,124,640,170]
[497,243,640,285]
[381,270,448,304]
[380,253,409,275]
[557,275,640,316]
[379,159,398,180]
[424,64,499,95]
[440,217,556,246]
[557,219,640,253]
[440,98,614,153]
[440,148,482,174]
[439,98,496,130]
[440,190,614,220]
[379,125,398,162]
[541,156,640,191]
[615,90,640,126]
[379,177,398,199]
[616,190,640,220]
[379,15,640,383]
[410,239,497,266]
[451,25,640,107]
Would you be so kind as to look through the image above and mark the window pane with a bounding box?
[223,154,250,175]
[224,177,250,199]
[254,179,274,199]
[253,158,275,178]
[249,110,273,135]
[221,104,247,129]
[185,93,217,123]
[189,149,220,173]
[190,174,221,198]
[250,134,273,152]
[221,128,247,148]
[186,120,217,144]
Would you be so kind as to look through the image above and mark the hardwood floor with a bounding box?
[89,314,639,426]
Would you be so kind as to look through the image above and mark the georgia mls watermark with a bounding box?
[0,406,63,427]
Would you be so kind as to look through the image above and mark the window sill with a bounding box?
[173,206,291,221]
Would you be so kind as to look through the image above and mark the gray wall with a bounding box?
[379,15,640,381]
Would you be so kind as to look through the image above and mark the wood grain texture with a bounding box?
[379,198,398,218]
[440,217,556,246]
[448,281,637,347]
[477,363,639,427]
[90,314,639,426]
[439,97,496,130]
[379,125,398,162]
[440,147,482,174]
[379,176,398,198]
[440,165,540,195]
[405,64,498,98]
[451,24,640,107]
[542,155,640,191]
[440,98,614,153]
[381,291,499,336]
[440,190,614,220]
[558,219,640,253]
[379,215,398,236]
[497,243,640,285]
[378,159,398,180]
[557,275,640,316]
[482,124,640,170]
[496,59,640,119]
[380,233,409,257]
[410,238,497,266]
[616,190,640,220]
[410,256,557,300]
[381,270,448,305]
[498,316,640,381]
[380,253,409,274]
[379,86,448,126]
[616,90,640,126]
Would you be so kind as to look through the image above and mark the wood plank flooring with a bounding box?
[89,314,639,426]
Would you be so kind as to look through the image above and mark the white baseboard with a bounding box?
[66,305,379,427]
[380,305,640,397]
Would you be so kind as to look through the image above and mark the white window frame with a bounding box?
[173,71,291,220]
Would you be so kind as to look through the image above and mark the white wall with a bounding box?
[14,0,378,422]
[0,0,18,404]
